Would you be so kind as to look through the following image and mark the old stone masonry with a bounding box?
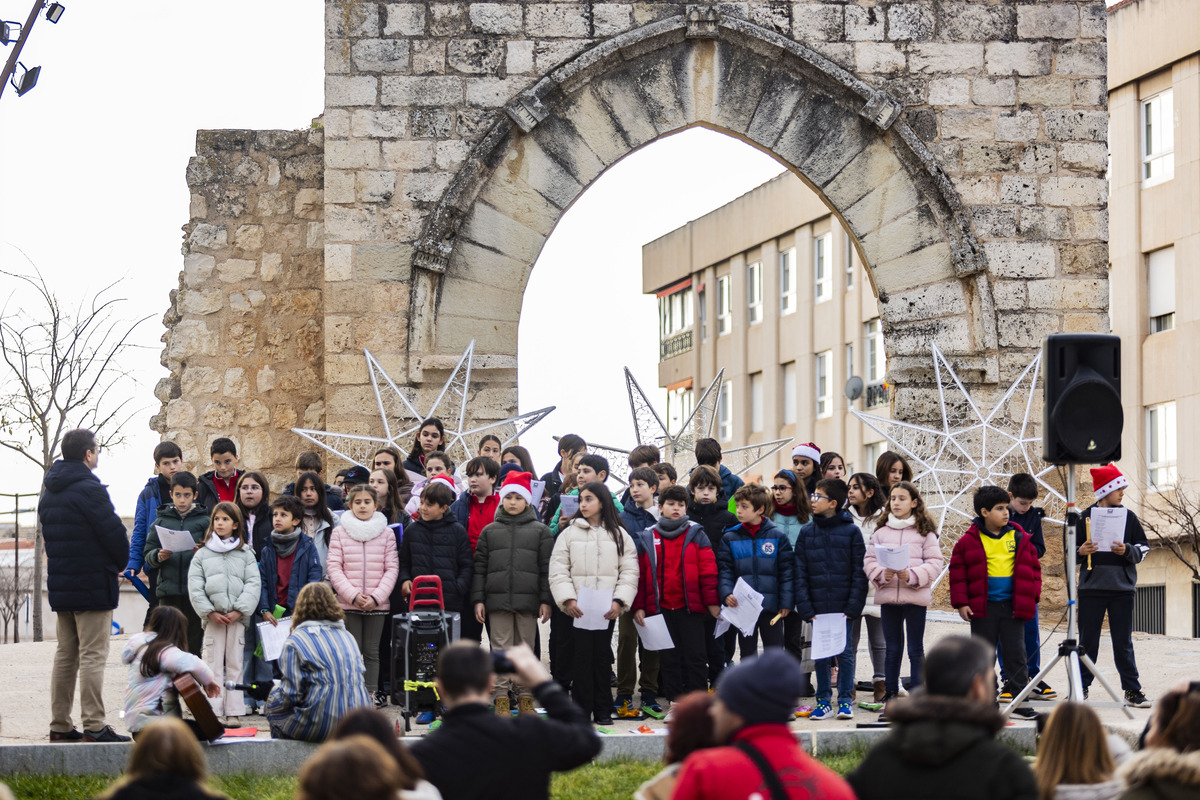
[155,1,1109,483]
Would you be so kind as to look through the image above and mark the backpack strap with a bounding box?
[734,739,790,800]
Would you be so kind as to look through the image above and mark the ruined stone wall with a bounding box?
[153,128,327,481]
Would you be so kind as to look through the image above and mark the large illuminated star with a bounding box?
[852,344,1067,553]
[293,340,555,468]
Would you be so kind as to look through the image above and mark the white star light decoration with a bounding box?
[293,340,555,468]
[852,344,1067,550]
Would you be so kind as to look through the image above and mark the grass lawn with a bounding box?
[1,751,867,799]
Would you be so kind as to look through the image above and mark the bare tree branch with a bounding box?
[1141,478,1200,583]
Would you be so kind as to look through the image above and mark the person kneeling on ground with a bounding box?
[95,716,230,800]
[265,582,372,742]
[847,634,1038,800]
[671,649,856,800]
[408,642,600,800]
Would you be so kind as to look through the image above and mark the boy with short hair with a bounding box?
[652,462,677,490]
[472,471,554,716]
[632,485,719,703]
[616,466,663,719]
[950,485,1042,702]
[794,479,867,721]
[688,465,739,685]
[126,441,184,616]
[717,484,793,658]
[695,438,743,510]
[1002,473,1053,700]
[144,472,211,655]
[539,433,586,521]
[258,495,323,624]
[1076,464,1151,707]
[451,456,501,643]
[548,454,617,535]
[197,438,243,511]
[283,452,345,510]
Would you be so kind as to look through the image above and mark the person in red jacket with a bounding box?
[672,649,856,800]
[631,485,719,704]
[949,485,1042,702]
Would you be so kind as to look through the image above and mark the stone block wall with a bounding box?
[153,127,327,481]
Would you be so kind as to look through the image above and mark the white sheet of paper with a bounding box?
[1089,507,1128,552]
[573,587,613,630]
[719,577,765,637]
[558,495,579,518]
[811,613,847,660]
[530,480,546,509]
[155,525,198,553]
[634,614,675,651]
[256,617,291,661]
[877,544,910,572]
[713,617,731,638]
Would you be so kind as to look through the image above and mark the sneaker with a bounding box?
[518,696,539,716]
[49,728,83,743]
[808,702,834,721]
[1083,687,1089,700]
[373,690,389,709]
[1125,690,1152,709]
[837,701,854,720]
[1033,681,1057,700]
[494,696,511,717]
[415,711,437,725]
[998,688,1014,704]
[615,697,642,719]
[613,693,631,711]
[641,693,665,720]
[82,726,130,743]
[593,714,614,725]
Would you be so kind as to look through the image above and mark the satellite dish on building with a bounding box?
[845,376,864,401]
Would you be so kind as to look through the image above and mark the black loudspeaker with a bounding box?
[1042,334,1123,464]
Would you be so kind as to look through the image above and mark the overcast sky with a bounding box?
[0,0,785,518]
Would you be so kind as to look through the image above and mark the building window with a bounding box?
[1149,246,1175,334]
[667,385,694,433]
[718,380,733,442]
[1147,402,1177,488]
[780,248,796,315]
[782,362,796,425]
[1142,89,1174,186]
[815,350,831,418]
[845,232,854,289]
[866,317,886,378]
[698,289,707,342]
[1133,585,1166,635]
[750,373,763,433]
[657,286,693,340]
[717,275,731,335]
[864,441,885,473]
[845,343,854,384]
[747,262,763,324]
[814,233,832,303]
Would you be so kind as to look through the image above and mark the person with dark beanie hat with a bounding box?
[672,651,856,799]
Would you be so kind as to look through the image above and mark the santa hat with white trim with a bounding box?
[1090,463,1128,500]
[792,442,821,463]
[428,473,457,491]
[499,471,533,505]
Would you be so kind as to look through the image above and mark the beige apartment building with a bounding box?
[642,0,1199,638]
[1108,0,1199,638]
[642,175,891,484]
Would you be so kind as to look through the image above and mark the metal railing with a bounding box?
[1134,584,1166,635]
[659,329,693,360]
[866,381,889,408]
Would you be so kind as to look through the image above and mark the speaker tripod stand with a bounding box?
[1003,463,1133,721]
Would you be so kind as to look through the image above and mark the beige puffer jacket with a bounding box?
[549,517,639,611]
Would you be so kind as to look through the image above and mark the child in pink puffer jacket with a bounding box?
[863,481,943,711]
[327,484,399,708]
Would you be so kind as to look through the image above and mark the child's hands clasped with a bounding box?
[353,594,377,611]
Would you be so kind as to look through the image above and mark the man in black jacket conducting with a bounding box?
[410,642,600,800]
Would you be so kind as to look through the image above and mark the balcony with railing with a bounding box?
[866,381,889,408]
[659,329,693,361]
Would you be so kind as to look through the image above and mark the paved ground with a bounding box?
[1,613,1193,745]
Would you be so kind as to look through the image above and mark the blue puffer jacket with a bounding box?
[257,535,324,616]
[794,510,868,621]
[127,475,169,573]
[716,517,794,613]
[620,501,658,545]
[39,460,131,613]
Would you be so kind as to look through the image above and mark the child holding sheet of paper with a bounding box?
[1075,463,1151,707]
[863,481,943,716]
[631,485,719,706]
[144,472,212,656]
[549,482,639,724]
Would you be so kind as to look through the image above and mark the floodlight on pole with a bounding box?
[1,1,65,101]
[11,61,38,95]
[45,3,63,23]
[0,21,20,45]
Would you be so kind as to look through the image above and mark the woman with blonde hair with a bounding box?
[265,582,372,742]
[97,717,229,799]
[1036,702,1121,800]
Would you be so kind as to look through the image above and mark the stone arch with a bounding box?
[410,11,999,385]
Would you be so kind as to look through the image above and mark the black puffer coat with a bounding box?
[794,509,868,621]
[687,501,738,552]
[39,459,130,612]
[847,694,1038,800]
[472,506,553,613]
[397,512,473,611]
